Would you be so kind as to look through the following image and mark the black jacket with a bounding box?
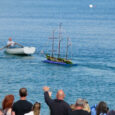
[44,92,71,115]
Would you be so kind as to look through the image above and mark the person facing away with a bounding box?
[43,86,71,115]
[12,88,33,115]
[2,94,14,115]
[24,102,41,115]
[69,98,90,115]
[96,101,108,115]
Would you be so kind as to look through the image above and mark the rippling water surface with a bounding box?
[0,0,115,114]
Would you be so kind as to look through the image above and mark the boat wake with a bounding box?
[77,62,115,72]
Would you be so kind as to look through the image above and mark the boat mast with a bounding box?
[49,30,55,57]
[66,37,69,60]
[58,23,62,58]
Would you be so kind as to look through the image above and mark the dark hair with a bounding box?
[2,95,14,110]
[19,88,27,97]
[33,102,41,115]
[96,101,108,115]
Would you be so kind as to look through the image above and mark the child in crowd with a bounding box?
[24,102,41,115]
[91,101,108,115]
[96,101,108,115]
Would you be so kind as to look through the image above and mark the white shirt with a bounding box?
[24,111,34,115]
[7,41,15,46]
[24,111,41,115]
[4,108,12,115]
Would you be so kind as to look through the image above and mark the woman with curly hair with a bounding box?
[96,101,108,115]
[2,95,14,115]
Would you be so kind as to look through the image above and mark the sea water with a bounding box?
[0,0,115,114]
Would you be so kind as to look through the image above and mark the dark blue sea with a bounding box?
[0,0,115,114]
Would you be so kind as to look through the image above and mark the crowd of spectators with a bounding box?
[0,87,114,115]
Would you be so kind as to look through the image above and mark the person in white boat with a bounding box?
[7,38,15,47]
[7,37,23,48]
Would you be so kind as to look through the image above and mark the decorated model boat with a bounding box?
[44,54,73,64]
[43,24,77,66]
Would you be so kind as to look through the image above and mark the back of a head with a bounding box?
[96,101,108,115]
[19,88,27,97]
[2,95,14,110]
[56,90,65,100]
[33,102,41,115]
[75,98,84,108]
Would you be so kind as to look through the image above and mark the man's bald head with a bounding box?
[56,90,65,100]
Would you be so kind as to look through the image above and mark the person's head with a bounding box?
[2,95,14,110]
[96,101,108,115]
[9,38,12,41]
[107,110,115,115]
[19,88,27,97]
[56,89,65,100]
[75,98,85,110]
[33,102,41,115]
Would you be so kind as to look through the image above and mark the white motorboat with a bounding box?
[5,47,36,55]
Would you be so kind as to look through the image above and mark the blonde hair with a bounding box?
[33,102,41,115]
[83,102,90,112]
[71,99,90,112]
